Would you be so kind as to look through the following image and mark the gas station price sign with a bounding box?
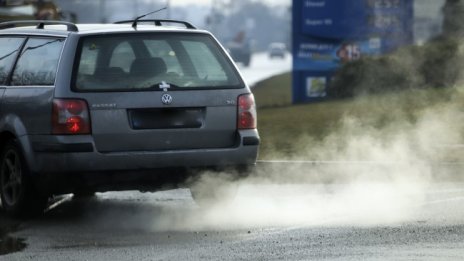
[292,0,413,103]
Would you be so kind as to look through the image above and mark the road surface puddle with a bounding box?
[0,235,26,255]
[0,219,26,256]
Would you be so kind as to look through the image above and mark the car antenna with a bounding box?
[132,7,167,28]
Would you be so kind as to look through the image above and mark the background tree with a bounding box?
[442,0,464,37]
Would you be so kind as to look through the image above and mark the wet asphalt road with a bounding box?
[1,180,464,261]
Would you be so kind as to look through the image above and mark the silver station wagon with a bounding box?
[0,19,259,216]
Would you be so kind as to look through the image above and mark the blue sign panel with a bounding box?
[294,37,382,71]
[292,0,413,103]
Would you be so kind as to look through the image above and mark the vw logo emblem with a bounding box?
[161,94,173,105]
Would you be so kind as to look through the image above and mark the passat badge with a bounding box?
[161,94,173,105]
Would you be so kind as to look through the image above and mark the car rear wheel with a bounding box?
[0,140,47,217]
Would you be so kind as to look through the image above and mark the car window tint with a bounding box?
[11,38,64,86]
[74,33,241,91]
[0,37,24,85]
[109,41,135,73]
[182,40,228,82]
[144,40,182,75]
[78,41,99,75]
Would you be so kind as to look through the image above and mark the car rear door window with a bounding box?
[0,37,24,85]
[11,37,64,86]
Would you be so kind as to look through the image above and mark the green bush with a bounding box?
[328,37,464,98]
[420,36,463,88]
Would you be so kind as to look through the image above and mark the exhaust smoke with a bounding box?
[55,75,464,236]
[142,87,464,231]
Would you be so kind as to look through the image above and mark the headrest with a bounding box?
[130,57,167,77]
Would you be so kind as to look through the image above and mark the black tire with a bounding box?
[0,140,47,217]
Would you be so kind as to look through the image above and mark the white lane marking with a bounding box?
[421,196,464,206]
[426,188,464,195]
[258,160,464,166]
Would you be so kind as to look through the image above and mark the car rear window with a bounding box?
[0,37,24,85]
[74,33,242,91]
[12,38,64,86]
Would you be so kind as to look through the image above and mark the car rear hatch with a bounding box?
[71,32,246,153]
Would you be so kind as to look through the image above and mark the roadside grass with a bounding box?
[253,73,464,159]
[252,72,292,107]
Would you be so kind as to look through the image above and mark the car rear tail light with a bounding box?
[52,99,91,135]
[237,94,257,129]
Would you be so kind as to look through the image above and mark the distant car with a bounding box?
[0,19,259,216]
[226,31,252,67]
[227,41,252,67]
[268,42,286,59]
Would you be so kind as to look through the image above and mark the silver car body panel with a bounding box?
[0,23,259,193]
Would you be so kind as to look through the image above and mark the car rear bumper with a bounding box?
[22,130,259,174]
[32,144,258,172]
[33,165,254,195]
[20,130,258,194]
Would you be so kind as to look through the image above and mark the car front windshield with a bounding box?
[74,33,242,91]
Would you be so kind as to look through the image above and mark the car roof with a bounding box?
[0,21,209,37]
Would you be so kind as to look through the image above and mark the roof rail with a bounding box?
[114,19,196,30]
[0,20,78,32]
